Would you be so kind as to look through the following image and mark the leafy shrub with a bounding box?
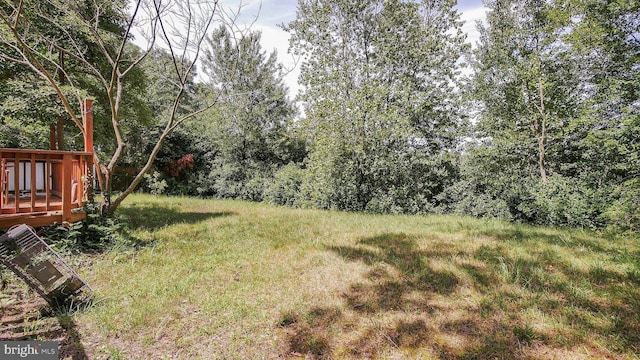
[39,202,128,252]
[241,174,267,202]
[518,175,606,229]
[604,178,640,234]
[264,163,305,206]
[436,179,514,221]
[143,171,168,195]
[365,187,433,215]
[296,153,360,210]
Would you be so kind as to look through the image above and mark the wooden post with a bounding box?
[45,155,51,211]
[30,154,36,211]
[13,153,20,213]
[0,152,5,208]
[61,154,72,222]
[83,99,93,153]
[82,99,94,203]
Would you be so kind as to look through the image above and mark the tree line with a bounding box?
[1,0,638,233]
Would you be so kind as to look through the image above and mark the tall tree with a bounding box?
[463,0,638,227]
[196,25,299,199]
[472,0,579,182]
[286,0,466,212]
[561,0,640,185]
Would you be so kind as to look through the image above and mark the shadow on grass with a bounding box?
[278,307,340,358]
[477,225,608,253]
[279,233,518,358]
[51,298,94,360]
[117,202,236,231]
[278,231,640,359]
[0,282,92,359]
[474,243,640,351]
[326,234,459,319]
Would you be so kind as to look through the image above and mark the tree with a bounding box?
[462,0,639,227]
[0,0,239,215]
[286,0,467,211]
[561,0,639,185]
[195,25,299,200]
[472,0,580,183]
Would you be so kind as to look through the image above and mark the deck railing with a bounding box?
[0,148,93,224]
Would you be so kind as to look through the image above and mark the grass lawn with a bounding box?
[2,193,640,359]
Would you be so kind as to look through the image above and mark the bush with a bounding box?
[436,179,514,221]
[365,187,433,215]
[143,171,168,195]
[264,163,304,206]
[241,174,268,202]
[604,178,640,234]
[518,175,606,229]
[39,202,128,252]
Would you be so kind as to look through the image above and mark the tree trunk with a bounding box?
[56,116,64,151]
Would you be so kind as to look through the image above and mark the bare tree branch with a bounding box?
[2,0,252,214]
[1,5,84,131]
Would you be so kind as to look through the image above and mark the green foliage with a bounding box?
[40,202,128,253]
[139,128,206,196]
[0,73,91,150]
[441,160,608,228]
[184,25,302,200]
[0,0,147,154]
[518,175,606,229]
[459,0,639,232]
[142,171,168,196]
[605,178,640,234]
[286,0,467,213]
[437,179,514,221]
[472,0,580,181]
[264,163,305,207]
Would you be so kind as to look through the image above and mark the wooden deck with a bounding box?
[1,99,95,229]
[0,149,92,229]
[0,194,85,229]
[4,193,63,211]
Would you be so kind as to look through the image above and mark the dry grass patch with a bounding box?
[2,194,638,359]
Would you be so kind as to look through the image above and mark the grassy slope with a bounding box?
[74,194,639,359]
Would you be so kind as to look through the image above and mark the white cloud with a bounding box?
[243,1,488,99]
[128,1,487,100]
[458,6,488,49]
[253,25,301,100]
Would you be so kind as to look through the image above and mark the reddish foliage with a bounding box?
[163,154,194,177]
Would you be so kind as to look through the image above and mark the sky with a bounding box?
[201,0,487,99]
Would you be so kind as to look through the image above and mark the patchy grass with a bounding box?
[3,193,639,359]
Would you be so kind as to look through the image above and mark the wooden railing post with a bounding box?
[82,99,94,203]
[45,155,51,211]
[0,152,5,209]
[14,153,20,213]
[61,154,72,222]
[30,154,36,211]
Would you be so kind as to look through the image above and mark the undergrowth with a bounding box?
[38,201,136,253]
